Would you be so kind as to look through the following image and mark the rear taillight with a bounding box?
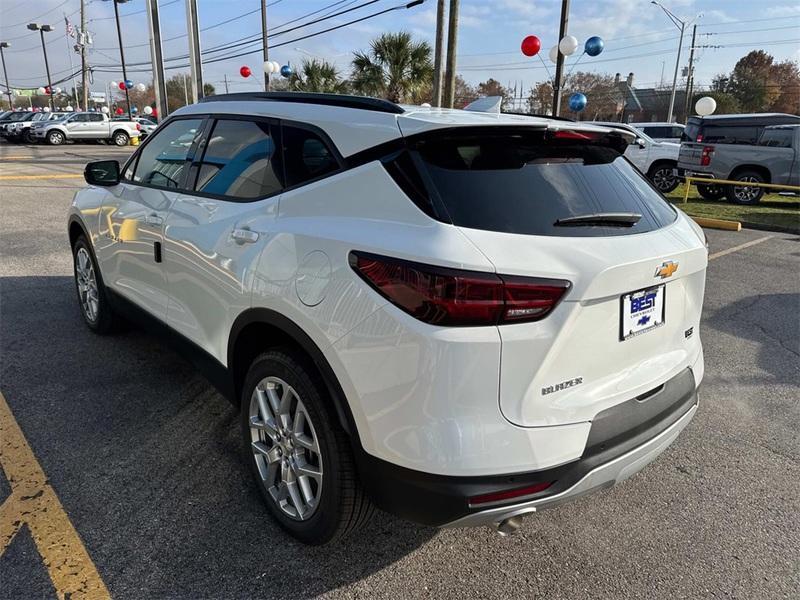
[696,134,703,142]
[136,123,142,131]
[349,251,570,326]
[700,145,714,166]
[469,481,554,507]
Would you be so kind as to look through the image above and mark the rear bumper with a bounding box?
[354,367,698,527]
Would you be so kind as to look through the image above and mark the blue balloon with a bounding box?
[584,36,604,57]
[280,65,293,78]
[131,106,138,113]
[124,79,133,89]
[568,92,588,112]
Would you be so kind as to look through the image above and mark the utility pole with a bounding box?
[183,73,188,105]
[0,42,12,109]
[261,0,270,91]
[651,1,698,123]
[80,0,88,110]
[683,24,697,122]
[431,0,446,107]
[442,0,459,108]
[224,74,229,94]
[186,0,203,102]
[146,0,169,120]
[552,0,570,116]
[110,0,132,118]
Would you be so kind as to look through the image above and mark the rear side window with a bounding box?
[131,118,203,188]
[702,125,760,145]
[643,126,669,138]
[409,131,676,237]
[759,129,793,148]
[282,125,339,188]
[193,119,283,199]
[89,114,104,122]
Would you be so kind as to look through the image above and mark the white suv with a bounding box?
[69,93,707,544]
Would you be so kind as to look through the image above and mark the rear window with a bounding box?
[400,130,676,237]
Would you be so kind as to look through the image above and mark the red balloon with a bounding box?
[118,81,127,90]
[115,107,124,115]
[240,65,251,78]
[521,35,541,57]
[45,86,51,95]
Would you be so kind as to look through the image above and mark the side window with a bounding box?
[89,114,104,122]
[759,129,792,148]
[132,118,203,189]
[671,126,684,138]
[72,114,89,123]
[193,119,283,199]
[282,125,340,188]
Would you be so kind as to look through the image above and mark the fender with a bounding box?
[228,307,360,442]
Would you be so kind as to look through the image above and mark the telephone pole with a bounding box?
[80,0,88,110]
[224,74,229,94]
[185,0,203,102]
[651,1,698,123]
[442,0,459,108]
[146,0,169,120]
[431,0,445,107]
[683,24,697,121]
[0,43,12,109]
[552,0,570,116]
[261,0,270,91]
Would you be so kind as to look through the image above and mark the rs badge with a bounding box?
[655,260,678,279]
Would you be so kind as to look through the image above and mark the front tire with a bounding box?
[648,162,679,194]
[72,235,118,334]
[697,184,725,201]
[726,170,766,204]
[112,131,129,146]
[48,130,65,145]
[241,350,373,545]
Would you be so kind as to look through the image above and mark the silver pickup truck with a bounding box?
[30,112,140,146]
[678,124,800,204]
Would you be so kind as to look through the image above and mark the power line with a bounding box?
[1,0,72,29]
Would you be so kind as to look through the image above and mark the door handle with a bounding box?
[231,228,259,244]
[144,214,163,226]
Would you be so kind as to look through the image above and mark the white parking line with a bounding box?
[709,236,774,261]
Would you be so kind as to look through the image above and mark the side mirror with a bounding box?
[635,137,646,148]
[84,160,120,187]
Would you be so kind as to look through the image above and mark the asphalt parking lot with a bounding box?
[1,142,799,599]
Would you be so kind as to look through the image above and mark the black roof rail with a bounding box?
[199,92,405,114]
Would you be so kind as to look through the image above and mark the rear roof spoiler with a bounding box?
[464,96,503,114]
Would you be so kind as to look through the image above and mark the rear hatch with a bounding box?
[404,126,707,427]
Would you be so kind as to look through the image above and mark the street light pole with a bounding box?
[27,24,55,111]
[0,42,12,110]
[651,1,698,123]
[261,0,270,91]
[110,0,132,118]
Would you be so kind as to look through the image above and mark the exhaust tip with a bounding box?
[495,515,524,536]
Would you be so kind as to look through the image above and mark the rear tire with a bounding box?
[241,350,374,545]
[72,235,119,334]
[696,184,725,201]
[112,131,129,147]
[726,170,766,204]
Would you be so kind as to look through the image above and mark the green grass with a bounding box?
[666,184,800,233]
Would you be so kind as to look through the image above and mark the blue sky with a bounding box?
[1,0,799,100]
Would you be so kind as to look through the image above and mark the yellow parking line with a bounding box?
[709,236,774,261]
[0,391,110,599]
[0,174,83,180]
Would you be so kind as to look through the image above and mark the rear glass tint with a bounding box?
[410,131,676,237]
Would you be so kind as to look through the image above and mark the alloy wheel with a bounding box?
[75,247,99,322]
[249,376,323,521]
[733,176,760,202]
[114,133,128,146]
[652,167,677,192]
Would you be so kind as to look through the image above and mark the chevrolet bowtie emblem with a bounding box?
[655,260,679,279]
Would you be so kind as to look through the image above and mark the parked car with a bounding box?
[631,122,685,143]
[0,111,32,137]
[113,116,157,139]
[1,111,37,141]
[681,113,800,145]
[678,124,800,204]
[31,111,140,146]
[590,121,680,193]
[6,111,71,143]
[69,92,707,544]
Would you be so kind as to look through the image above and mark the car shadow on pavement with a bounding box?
[0,276,436,598]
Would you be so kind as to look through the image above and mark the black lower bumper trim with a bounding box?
[353,368,698,527]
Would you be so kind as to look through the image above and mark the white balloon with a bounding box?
[548,45,559,63]
[135,82,146,92]
[65,105,73,111]
[143,105,153,115]
[559,35,579,56]
[272,61,281,73]
[695,96,717,116]
[37,86,46,95]
[101,106,109,114]
[43,106,51,112]
[54,87,62,94]
[263,61,274,74]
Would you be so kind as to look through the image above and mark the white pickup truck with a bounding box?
[589,121,680,193]
[31,112,140,146]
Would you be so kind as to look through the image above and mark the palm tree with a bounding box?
[291,59,349,94]
[351,32,433,103]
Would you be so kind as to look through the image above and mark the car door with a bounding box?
[65,113,89,138]
[86,113,107,137]
[163,116,284,361]
[94,117,206,320]
[624,135,650,173]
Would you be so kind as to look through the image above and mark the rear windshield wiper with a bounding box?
[554,212,642,227]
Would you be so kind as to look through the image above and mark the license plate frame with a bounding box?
[620,284,666,341]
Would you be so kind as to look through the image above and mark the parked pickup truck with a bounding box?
[4,111,70,143]
[30,112,140,146]
[678,124,799,204]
